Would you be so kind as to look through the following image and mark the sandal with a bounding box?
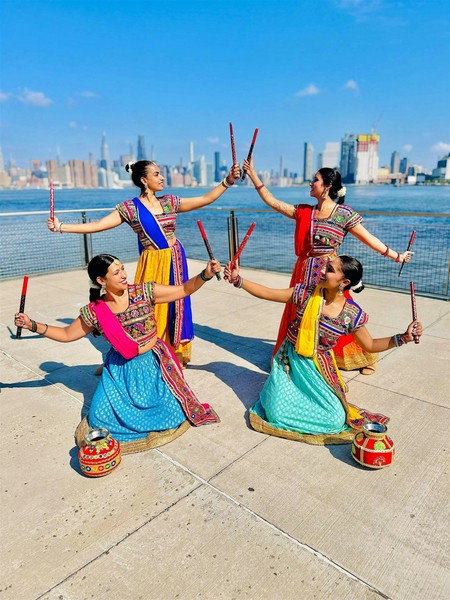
[360,363,377,376]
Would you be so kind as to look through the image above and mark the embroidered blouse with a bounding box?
[286,284,368,353]
[116,195,181,250]
[296,204,362,256]
[79,283,158,347]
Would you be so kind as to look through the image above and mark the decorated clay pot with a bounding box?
[78,428,121,477]
[351,422,394,469]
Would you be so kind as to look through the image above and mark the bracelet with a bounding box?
[382,245,389,257]
[395,252,401,263]
[255,184,265,191]
[393,333,407,347]
[30,319,38,333]
[200,269,213,282]
[233,275,243,288]
[41,324,49,336]
[57,222,64,233]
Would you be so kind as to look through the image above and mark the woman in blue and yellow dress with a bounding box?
[48,160,241,366]
[224,255,422,445]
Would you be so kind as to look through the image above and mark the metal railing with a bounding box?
[1,207,449,299]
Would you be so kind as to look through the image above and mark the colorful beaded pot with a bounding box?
[351,422,395,469]
[78,428,121,477]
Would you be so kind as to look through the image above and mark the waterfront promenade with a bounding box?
[1,259,449,600]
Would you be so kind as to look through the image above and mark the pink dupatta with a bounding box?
[92,300,139,360]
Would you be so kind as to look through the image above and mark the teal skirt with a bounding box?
[89,348,186,443]
[251,342,350,435]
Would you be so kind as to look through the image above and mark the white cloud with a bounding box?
[68,121,77,129]
[402,144,413,153]
[206,136,219,144]
[343,79,359,93]
[431,141,450,155]
[80,91,99,98]
[0,92,12,102]
[296,84,321,98]
[18,88,53,107]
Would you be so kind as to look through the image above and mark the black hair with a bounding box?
[125,160,158,192]
[87,254,120,302]
[318,167,345,204]
[339,255,365,293]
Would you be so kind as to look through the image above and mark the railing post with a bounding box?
[81,212,91,266]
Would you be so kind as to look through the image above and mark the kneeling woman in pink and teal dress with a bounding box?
[14,254,221,454]
[224,255,422,445]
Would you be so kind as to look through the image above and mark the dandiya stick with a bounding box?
[196,221,221,280]
[231,222,256,267]
[229,122,237,165]
[49,180,55,221]
[16,276,29,340]
[398,230,416,276]
[241,128,259,181]
[410,281,420,344]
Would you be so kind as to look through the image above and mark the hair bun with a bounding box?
[351,279,365,293]
[125,162,135,173]
[337,186,347,198]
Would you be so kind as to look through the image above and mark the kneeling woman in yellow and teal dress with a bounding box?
[224,255,422,445]
[14,254,221,454]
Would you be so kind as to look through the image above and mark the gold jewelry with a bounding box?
[338,286,344,295]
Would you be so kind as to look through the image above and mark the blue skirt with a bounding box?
[89,348,186,443]
[251,342,350,435]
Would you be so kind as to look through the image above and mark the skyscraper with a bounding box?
[303,143,313,182]
[355,134,379,183]
[137,135,146,161]
[399,157,409,174]
[320,142,340,169]
[390,151,400,174]
[340,134,357,183]
[100,132,109,170]
[214,151,221,182]
[189,141,194,164]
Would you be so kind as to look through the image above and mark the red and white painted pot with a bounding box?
[78,428,121,477]
[351,422,394,469]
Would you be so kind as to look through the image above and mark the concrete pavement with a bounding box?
[1,259,449,600]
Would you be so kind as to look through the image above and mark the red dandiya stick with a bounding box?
[196,221,221,280]
[49,180,55,221]
[229,122,237,165]
[241,128,259,181]
[231,222,256,267]
[398,230,416,276]
[16,276,29,340]
[410,281,420,344]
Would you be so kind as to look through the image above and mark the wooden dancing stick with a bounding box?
[49,180,55,221]
[398,230,416,276]
[229,122,237,165]
[410,281,420,344]
[16,276,29,340]
[241,128,259,181]
[197,221,221,280]
[231,222,256,267]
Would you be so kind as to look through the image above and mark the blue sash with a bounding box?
[133,198,169,255]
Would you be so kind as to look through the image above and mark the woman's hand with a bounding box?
[224,260,240,284]
[47,216,60,232]
[204,259,222,279]
[405,320,422,342]
[14,312,32,330]
[227,162,242,184]
[242,157,256,178]
[399,250,414,263]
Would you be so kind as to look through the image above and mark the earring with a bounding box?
[338,286,344,295]
[100,284,106,296]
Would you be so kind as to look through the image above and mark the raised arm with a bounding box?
[349,223,414,263]
[153,260,222,304]
[352,320,422,353]
[47,210,124,234]
[242,157,296,219]
[178,163,241,212]
[14,314,93,342]
[224,261,294,303]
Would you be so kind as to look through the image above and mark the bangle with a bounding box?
[200,269,213,282]
[233,275,243,288]
[255,184,265,191]
[393,333,407,347]
[395,252,401,263]
[41,324,49,336]
[382,245,389,257]
[221,177,232,189]
[57,222,64,233]
[30,319,38,333]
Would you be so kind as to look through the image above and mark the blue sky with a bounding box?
[1,0,449,172]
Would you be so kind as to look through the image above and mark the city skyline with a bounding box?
[1,0,449,171]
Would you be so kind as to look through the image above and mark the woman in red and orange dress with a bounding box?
[242,157,413,374]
